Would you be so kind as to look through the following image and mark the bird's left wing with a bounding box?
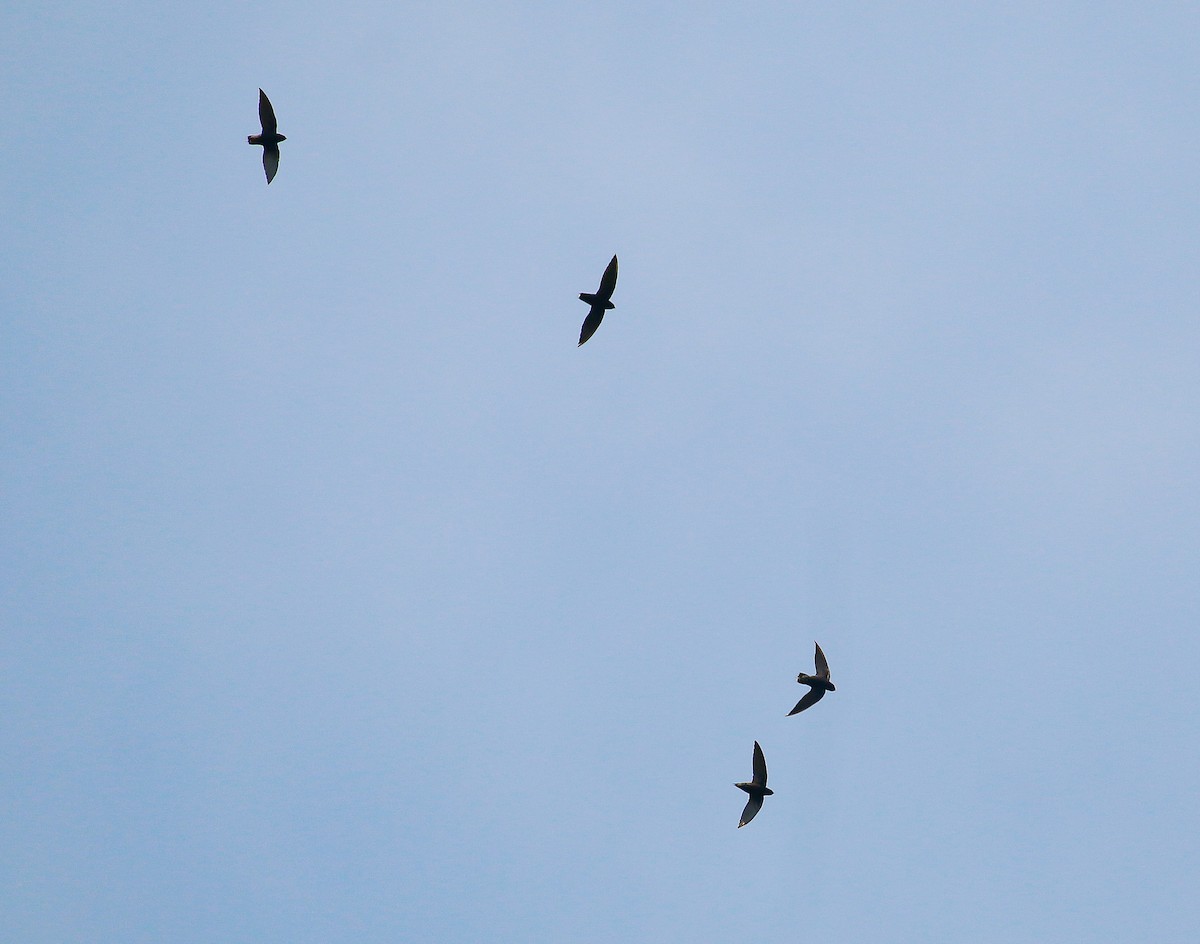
[814,641,830,680]
[751,741,768,787]
[258,89,278,135]
[597,255,618,300]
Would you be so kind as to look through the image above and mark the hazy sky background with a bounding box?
[3,2,1199,941]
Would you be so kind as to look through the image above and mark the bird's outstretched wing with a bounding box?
[738,793,763,828]
[814,641,830,680]
[596,255,618,301]
[262,143,280,184]
[787,686,825,716]
[578,306,605,346]
[258,89,278,135]
[751,741,768,787]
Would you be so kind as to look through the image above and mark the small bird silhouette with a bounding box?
[247,89,286,184]
[577,255,618,346]
[734,740,774,827]
[788,641,835,716]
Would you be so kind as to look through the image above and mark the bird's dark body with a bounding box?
[795,674,836,693]
[578,293,615,308]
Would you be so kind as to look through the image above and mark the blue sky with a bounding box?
[3,2,1199,941]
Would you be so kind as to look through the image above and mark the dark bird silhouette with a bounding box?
[577,255,618,346]
[734,741,773,827]
[247,89,286,184]
[788,641,835,716]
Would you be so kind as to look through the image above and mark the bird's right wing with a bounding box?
[738,793,763,828]
[596,255,618,301]
[787,686,825,716]
[578,306,604,346]
[263,144,280,184]
[258,89,278,135]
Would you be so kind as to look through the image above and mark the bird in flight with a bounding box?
[577,255,618,346]
[247,89,286,184]
[734,741,774,827]
[788,641,835,716]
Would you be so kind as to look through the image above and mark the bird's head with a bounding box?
[277,134,287,142]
